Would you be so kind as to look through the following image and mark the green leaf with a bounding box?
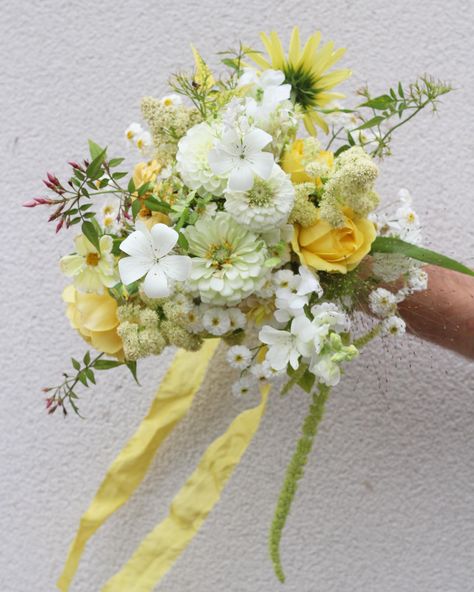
[355,116,385,130]
[359,95,393,110]
[86,147,107,179]
[77,371,88,386]
[94,359,124,370]
[83,351,91,365]
[88,139,104,160]
[144,197,172,214]
[131,199,142,220]
[221,57,239,70]
[112,171,128,180]
[81,220,101,252]
[334,144,351,157]
[177,231,189,251]
[398,82,405,98]
[297,369,316,393]
[108,157,125,168]
[127,178,136,194]
[85,368,96,384]
[126,361,140,385]
[371,236,474,277]
[137,181,154,196]
[71,358,81,371]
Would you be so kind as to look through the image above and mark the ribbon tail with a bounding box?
[57,338,220,592]
[101,384,270,592]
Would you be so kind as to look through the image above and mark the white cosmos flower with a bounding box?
[208,125,274,192]
[118,221,191,298]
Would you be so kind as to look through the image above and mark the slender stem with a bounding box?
[269,383,331,583]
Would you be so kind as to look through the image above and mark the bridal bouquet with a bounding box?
[27,27,473,591]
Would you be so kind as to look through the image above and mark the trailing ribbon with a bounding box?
[57,338,220,592]
[101,383,270,592]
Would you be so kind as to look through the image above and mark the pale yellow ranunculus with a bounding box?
[292,208,376,274]
[63,285,123,358]
[132,160,170,230]
[282,139,334,186]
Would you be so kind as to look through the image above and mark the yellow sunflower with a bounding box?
[248,27,351,135]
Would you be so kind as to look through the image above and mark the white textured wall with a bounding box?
[1,1,474,591]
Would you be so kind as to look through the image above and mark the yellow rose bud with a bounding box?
[132,160,170,229]
[63,285,123,358]
[282,139,334,186]
[291,208,376,274]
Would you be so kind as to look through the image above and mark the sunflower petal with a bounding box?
[300,31,321,70]
[288,26,301,66]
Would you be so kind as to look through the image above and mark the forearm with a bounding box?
[398,265,474,359]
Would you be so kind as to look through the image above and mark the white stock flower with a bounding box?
[311,355,341,387]
[274,266,323,323]
[224,164,294,232]
[311,303,349,333]
[259,315,315,371]
[239,69,291,109]
[368,288,398,318]
[202,307,231,336]
[381,315,406,337]
[118,221,191,298]
[208,124,274,192]
[184,212,268,305]
[61,234,119,294]
[227,345,252,369]
[176,122,227,197]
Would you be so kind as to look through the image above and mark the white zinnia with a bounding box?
[224,164,294,231]
[202,307,231,336]
[60,234,119,294]
[208,124,274,192]
[176,121,227,197]
[226,345,252,370]
[118,221,191,298]
[184,212,268,305]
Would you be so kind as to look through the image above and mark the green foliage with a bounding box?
[269,383,331,583]
[43,352,138,417]
[327,76,453,158]
[371,236,474,277]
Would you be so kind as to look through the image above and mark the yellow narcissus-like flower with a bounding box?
[248,27,351,134]
[282,139,334,185]
[63,285,123,357]
[292,208,376,273]
[132,160,170,229]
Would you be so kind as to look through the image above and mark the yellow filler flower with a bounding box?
[248,27,351,134]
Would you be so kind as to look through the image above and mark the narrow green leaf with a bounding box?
[83,351,91,365]
[86,147,107,179]
[131,199,142,220]
[85,368,95,384]
[94,359,124,370]
[371,236,474,277]
[71,358,81,371]
[355,116,385,130]
[177,232,189,251]
[144,197,172,213]
[126,361,139,384]
[108,157,125,168]
[77,371,88,386]
[127,178,136,193]
[137,181,154,196]
[112,171,128,180]
[297,369,316,393]
[398,81,404,98]
[81,221,101,252]
[88,139,104,160]
[359,95,393,110]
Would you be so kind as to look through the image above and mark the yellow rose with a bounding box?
[63,285,123,358]
[132,160,170,230]
[282,139,334,186]
[292,208,376,274]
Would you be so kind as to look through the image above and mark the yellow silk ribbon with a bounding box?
[101,383,270,592]
[57,338,220,592]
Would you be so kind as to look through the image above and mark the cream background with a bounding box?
[1,1,474,591]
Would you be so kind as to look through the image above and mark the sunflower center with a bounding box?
[86,252,100,267]
[283,64,320,110]
[247,178,274,207]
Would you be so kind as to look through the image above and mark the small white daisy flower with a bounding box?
[250,362,270,383]
[226,345,252,370]
[228,308,247,331]
[232,376,253,398]
[125,122,143,143]
[202,307,231,336]
[185,305,204,334]
[161,94,182,107]
[136,130,153,154]
[381,315,406,337]
[369,288,397,318]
